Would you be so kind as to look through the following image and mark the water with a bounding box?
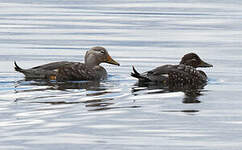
[0,0,242,149]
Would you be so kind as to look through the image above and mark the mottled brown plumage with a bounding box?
[131,53,213,86]
[14,46,120,81]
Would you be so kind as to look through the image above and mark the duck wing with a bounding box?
[132,65,176,82]
[56,63,107,81]
[14,61,74,79]
[31,61,73,70]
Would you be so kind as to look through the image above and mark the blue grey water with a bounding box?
[0,0,242,150]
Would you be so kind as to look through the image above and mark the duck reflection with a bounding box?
[14,79,119,111]
[131,82,205,115]
[16,79,102,91]
[132,81,206,104]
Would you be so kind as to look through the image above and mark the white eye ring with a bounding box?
[100,50,105,54]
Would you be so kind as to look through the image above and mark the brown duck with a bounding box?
[131,53,213,86]
[14,46,120,81]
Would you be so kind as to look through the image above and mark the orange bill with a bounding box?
[106,55,120,66]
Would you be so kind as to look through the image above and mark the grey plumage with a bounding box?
[14,46,119,81]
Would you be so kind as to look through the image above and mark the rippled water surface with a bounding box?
[1,1,242,150]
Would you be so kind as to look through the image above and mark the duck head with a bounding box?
[85,46,120,67]
[180,53,213,68]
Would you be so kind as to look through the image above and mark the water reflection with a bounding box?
[132,81,205,104]
[182,89,202,104]
[14,79,119,111]
[17,79,102,91]
[14,79,142,112]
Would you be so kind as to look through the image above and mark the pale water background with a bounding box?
[0,0,242,150]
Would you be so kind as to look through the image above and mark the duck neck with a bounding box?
[85,53,100,68]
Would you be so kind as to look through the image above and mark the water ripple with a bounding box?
[0,0,242,150]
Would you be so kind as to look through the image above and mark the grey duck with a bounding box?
[14,46,120,81]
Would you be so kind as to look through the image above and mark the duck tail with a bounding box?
[131,66,151,82]
[14,61,24,72]
[131,66,140,78]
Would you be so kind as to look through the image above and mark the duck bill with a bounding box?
[106,55,120,66]
[198,60,213,67]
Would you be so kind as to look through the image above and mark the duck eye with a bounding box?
[100,50,105,54]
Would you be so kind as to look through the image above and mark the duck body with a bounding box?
[132,64,207,86]
[56,62,107,81]
[14,47,119,81]
[131,53,212,86]
[15,61,71,79]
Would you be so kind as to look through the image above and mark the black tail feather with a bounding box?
[14,61,23,72]
[131,66,151,82]
[131,66,140,78]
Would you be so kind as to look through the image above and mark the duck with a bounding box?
[131,53,213,86]
[14,46,120,81]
